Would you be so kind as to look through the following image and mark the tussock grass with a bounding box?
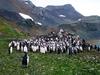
[0,39,100,75]
[0,17,100,75]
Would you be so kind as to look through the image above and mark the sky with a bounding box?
[30,0,100,16]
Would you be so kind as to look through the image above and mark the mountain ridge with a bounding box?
[0,0,83,26]
[0,0,100,39]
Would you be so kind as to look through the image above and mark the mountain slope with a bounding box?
[0,0,36,12]
[59,16,100,39]
[0,17,26,38]
[1,0,100,39]
[0,9,23,22]
[33,4,83,25]
[0,0,84,26]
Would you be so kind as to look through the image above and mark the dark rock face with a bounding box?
[0,0,15,11]
[0,0,36,12]
[0,9,23,22]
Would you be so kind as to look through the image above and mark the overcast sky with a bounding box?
[30,0,100,16]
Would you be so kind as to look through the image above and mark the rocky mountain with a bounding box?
[0,9,23,22]
[0,0,35,21]
[0,0,83,26]
[59,16,100,39]
[43,4,83,25]
[0,0,35,12]
[0,0,100,39]
[31,4,83,25]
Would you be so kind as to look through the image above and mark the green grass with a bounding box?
[0,17,100,75]
[0,39,100,75]
[0,17,26,38]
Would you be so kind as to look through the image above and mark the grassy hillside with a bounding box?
[0,17,100,75]
[0,17,26,38]
[0,40,100,75]
[0,17,26,55]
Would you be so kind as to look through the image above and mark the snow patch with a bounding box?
[24,0,30,4]
[19,13,34,21]
[59,15,66,18]
[36,22,42,26]
[25,2,29,5]
[78,18,81,21]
